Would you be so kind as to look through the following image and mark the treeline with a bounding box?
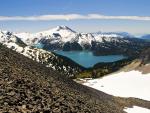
[75,57,135,78]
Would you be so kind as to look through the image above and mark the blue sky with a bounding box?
[0,0,150,35]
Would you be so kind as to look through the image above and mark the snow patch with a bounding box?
[124,106,150,113]
[83,70,150,101]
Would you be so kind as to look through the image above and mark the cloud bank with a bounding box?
[0,14,150,21]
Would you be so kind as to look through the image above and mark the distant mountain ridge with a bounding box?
[12,26,149,56]
[141,34,150,40]
[14,26,134,46]
[1,26,150,57]
[100,32,135,38]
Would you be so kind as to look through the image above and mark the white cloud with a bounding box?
[0,14,150,21]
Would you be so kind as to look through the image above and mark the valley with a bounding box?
[0,27,149,79]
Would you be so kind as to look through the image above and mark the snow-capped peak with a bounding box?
[0,30,12,36]
[54,25,76,32]
[94,31,135,38]
[1,26,137,50]
[34,26,77,43]
[14,26,78,44]
[0,30,18,43]
[39,26,76,34]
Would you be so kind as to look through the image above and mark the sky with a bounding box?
[0,0,150,35]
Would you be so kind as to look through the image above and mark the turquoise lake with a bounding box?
[54,51,126,68]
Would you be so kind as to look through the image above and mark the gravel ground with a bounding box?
[0,44,150,113]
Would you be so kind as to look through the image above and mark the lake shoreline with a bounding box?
[52,50,127,68]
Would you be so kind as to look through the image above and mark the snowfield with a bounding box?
[14,26,130,46]
[124,106,150,113]
[83,70,150,101]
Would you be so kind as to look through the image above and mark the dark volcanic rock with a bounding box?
[63,42,83,51]
[0,44,126,113]
[140,48,150,64]
[1,44,150,113]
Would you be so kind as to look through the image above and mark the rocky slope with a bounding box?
[0,44,126,113]
[1,39,150,113]
[140,47,150,64]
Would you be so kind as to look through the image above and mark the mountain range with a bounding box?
[0,30,86,77]
[1,26,150,56]
[0,26,150,77]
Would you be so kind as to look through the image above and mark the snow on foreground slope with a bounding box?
[83,70,150,101]
[124,106,150,113]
